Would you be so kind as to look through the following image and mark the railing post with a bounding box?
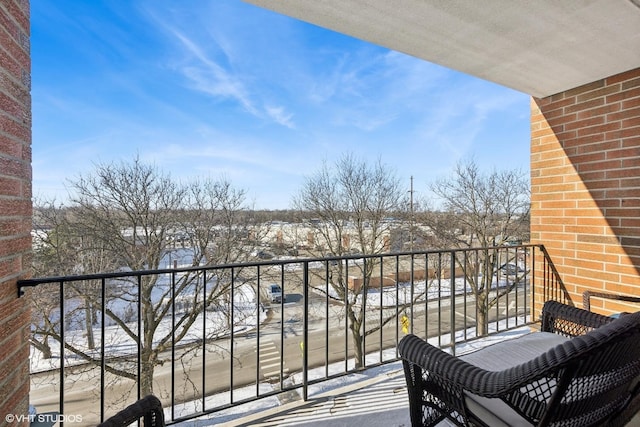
[362,257,367,368]
[450,251,456,356]
[532,246,537,320]
[303,261,309,401]
[410,253,415,335]
[59,280,65,425]
[136,275,142,406]
[230,268,235,404]
[255,266,261,398]
[100,278,106,422]
[171,269,176,418]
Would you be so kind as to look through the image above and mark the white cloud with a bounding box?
[168,29,259,113]
[265,105,295,129]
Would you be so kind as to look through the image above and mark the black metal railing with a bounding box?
[19,244,563,425]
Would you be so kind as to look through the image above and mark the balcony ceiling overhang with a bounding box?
[243,0,640,98]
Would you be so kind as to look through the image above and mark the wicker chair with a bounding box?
[98,395,165,427]
[398,300,640,427]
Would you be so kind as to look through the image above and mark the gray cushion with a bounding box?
[459,332,570,427]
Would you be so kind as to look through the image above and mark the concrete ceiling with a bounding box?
[244,0,640,98]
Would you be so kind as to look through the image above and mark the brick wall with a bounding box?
[0,0,31,424]
[531,67,640,315]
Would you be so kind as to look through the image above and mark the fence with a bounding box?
[19,244,562,425]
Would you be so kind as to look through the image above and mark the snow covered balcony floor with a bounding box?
[181,327,536,427]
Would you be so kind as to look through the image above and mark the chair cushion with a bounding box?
[459,332,570,427]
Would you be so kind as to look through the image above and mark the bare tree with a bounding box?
[31,201,116,358]
[30,157,251,398]
[292,154,406,368]
[424,158,530,335]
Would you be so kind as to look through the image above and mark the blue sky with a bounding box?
[31,0,531,210]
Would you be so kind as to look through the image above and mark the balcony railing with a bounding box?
[18,244,565,425]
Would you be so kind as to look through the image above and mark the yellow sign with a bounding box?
[401,315,410,334]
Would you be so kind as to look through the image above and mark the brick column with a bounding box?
[531,68,640,315]
[0,0,32,424]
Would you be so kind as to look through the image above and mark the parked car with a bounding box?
[256,250,274,260]
[268,284,285,303]
[499,263,526,276]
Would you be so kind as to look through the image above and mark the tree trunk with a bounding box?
[348,309,364,369]
[84,301,95,350]
[476,304,488,337]
[141,315,157,396]
[31,337,53,359]
[140,350,156,396]
[140,365,155,397]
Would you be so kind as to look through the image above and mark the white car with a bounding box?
[268,284,285,303]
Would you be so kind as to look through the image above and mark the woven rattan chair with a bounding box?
[98,395,165,427]
[398,300,640,427]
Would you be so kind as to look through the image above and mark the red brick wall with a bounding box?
[531,68,640,315]
[0,0,31,424]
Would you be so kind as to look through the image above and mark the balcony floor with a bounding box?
[226,366,409,426]
[179,363,409,426]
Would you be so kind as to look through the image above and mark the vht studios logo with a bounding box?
[5,413,83,424]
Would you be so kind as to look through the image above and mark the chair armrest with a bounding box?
[98,395,165,427]
[541,300,612,338]
[583,290,640,312]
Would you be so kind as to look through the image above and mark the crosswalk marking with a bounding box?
[257,340,289,380]
[261,362,281,370]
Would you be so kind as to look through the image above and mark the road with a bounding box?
[29,286,528,424]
